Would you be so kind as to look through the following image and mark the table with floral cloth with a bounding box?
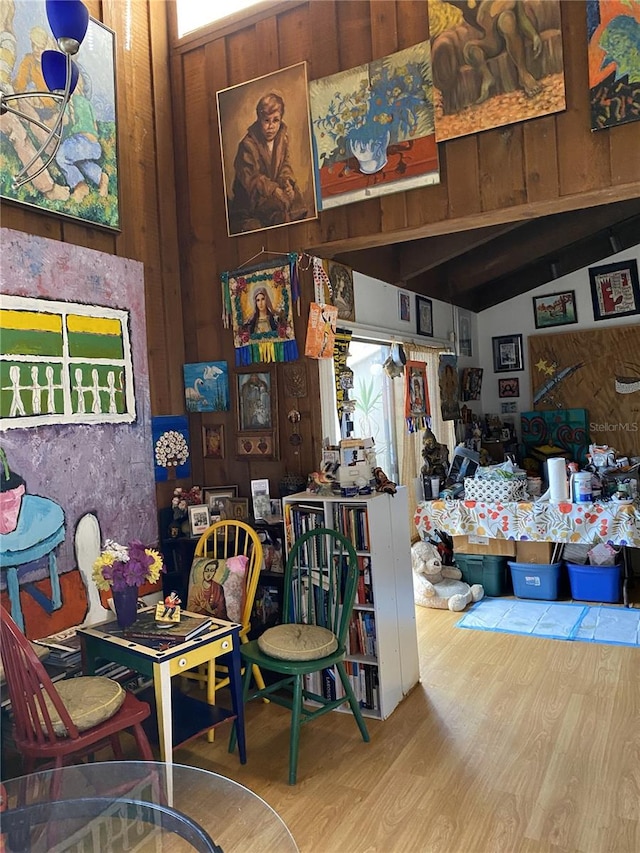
[414,499,640,548]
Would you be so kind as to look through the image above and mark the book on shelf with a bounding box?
[123,611,214,643]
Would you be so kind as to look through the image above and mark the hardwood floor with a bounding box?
[177,603,639,853]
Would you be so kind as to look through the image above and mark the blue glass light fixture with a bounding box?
[0,0,90,188]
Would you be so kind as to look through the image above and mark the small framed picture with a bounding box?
[492,334,524,373]
[416,295,433,337]
[188,504,211,538]
[498,377,520,398]
[456,309,472,356]
[227,497,249,521]
[398,291,411,322]
[203,486,239,521]
[236,432,277,459]
[237,369,275,432]
[202,424,224,459]
[532,291,578,329]
[589,259,640,321]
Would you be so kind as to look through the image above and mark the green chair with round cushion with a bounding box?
[229,526,370,784]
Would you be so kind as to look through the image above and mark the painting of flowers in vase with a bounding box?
[309,42,439,210]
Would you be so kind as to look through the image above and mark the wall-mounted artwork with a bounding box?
[587,0,640,131]
[533,290,578,328]
[216,62,317,237]
[202,424,224,460]
[439,354,460,421]
[529,324,640,457]
[0,3,119,230]
[0,229,156,638]
[309,41,439,209]
[183,362,230,412]
[152,415,191,482]
[429,0,566,142]
[461,367,483,401]
[589,259,640,321]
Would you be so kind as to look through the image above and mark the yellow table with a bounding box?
[78,608,246,769]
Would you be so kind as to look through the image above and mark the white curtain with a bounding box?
[393,343,456,540]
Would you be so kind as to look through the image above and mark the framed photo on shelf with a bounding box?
[227,497,249,521]
[202,424,224,459]
[416,295,433,337]
[237,369,275,432]
[532,291,578,329]
[589,259,640,321]
[492,334,524,373]
[203,486,239,521]
[498,377,520,398]
[398,291,411,322]
[188,505,211,538]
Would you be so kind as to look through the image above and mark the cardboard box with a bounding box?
[452,534,516,557]
[516,541,555,564]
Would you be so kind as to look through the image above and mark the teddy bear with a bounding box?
[411,540,484,612]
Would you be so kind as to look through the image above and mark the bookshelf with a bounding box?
[282,487,419,720]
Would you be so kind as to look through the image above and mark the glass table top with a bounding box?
[2,761,298,852]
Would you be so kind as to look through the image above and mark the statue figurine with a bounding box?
[420,425,450,483]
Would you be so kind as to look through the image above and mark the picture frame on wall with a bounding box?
[492,334,524,373]
[237,370,275,432]
[456,308,472,356]
[216,62,318,237]
[236,432,277,460]
[188,505,211,538]
[589,259,640,321]
[416,296,433,337]
[532,291,578,329]
[498,377,520,398]
[0,8,120,231]
[202,424,224,459]
[398,291,411,322]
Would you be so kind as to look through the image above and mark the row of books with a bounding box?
[347,611,377,657]
[303,662,379,711]
[332,504,370,551]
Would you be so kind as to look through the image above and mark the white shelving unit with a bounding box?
[282,487,419,720]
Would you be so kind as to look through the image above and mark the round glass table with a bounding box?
[1,761,298,852]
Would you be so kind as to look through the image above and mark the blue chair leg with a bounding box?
[228,656,254,755]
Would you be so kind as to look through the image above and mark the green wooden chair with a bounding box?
[229,526,370,784]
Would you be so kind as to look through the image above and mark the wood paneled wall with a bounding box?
[5,2,639,509]
[168,0,639,497]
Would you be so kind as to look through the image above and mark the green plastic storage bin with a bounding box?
[455,553,511,597]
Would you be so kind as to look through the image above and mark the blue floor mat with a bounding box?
[456,598,640,647]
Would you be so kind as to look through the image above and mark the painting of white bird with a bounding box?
[183,362,230,412]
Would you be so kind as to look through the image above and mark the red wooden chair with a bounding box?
[0,610,154,774]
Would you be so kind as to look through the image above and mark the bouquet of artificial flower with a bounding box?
[92,539,164,592]
[171,486,202,520]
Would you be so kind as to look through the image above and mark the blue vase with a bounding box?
[348,129,390,174]
[112,585,138,629]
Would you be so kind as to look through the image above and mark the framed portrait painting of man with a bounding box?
[237,370,275,432]
[217,62,318,237]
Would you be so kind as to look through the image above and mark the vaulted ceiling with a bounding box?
[328,196,640,312]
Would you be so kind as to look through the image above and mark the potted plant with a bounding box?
[0,448,26,535]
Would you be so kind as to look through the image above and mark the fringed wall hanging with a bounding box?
[221,253,300,366]
[438,353,461,421]
[405,361,430,432]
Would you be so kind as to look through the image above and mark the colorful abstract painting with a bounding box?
[587,0,640,130]
[428,0,566,142]
[183,362,230,412]
[0,2,119,229]
[0,228,155,636]
[309,42,439,209]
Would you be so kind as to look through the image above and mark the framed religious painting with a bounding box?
[236,369,276,432]
[202,424,224,459]
[216,62,318,237]
[589,260,640,321]
[492,334,524,373]
[0,6,119,230]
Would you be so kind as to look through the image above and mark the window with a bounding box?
[176,1,261,37]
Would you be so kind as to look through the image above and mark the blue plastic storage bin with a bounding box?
[566,562,621,603]
[508,561,562,600]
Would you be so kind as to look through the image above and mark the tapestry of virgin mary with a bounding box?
[222,256,299,365]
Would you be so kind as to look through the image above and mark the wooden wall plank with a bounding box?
[609,122,640,186]
[523,115,560,204]
[441,136,481,219]
[478,126,527,211]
